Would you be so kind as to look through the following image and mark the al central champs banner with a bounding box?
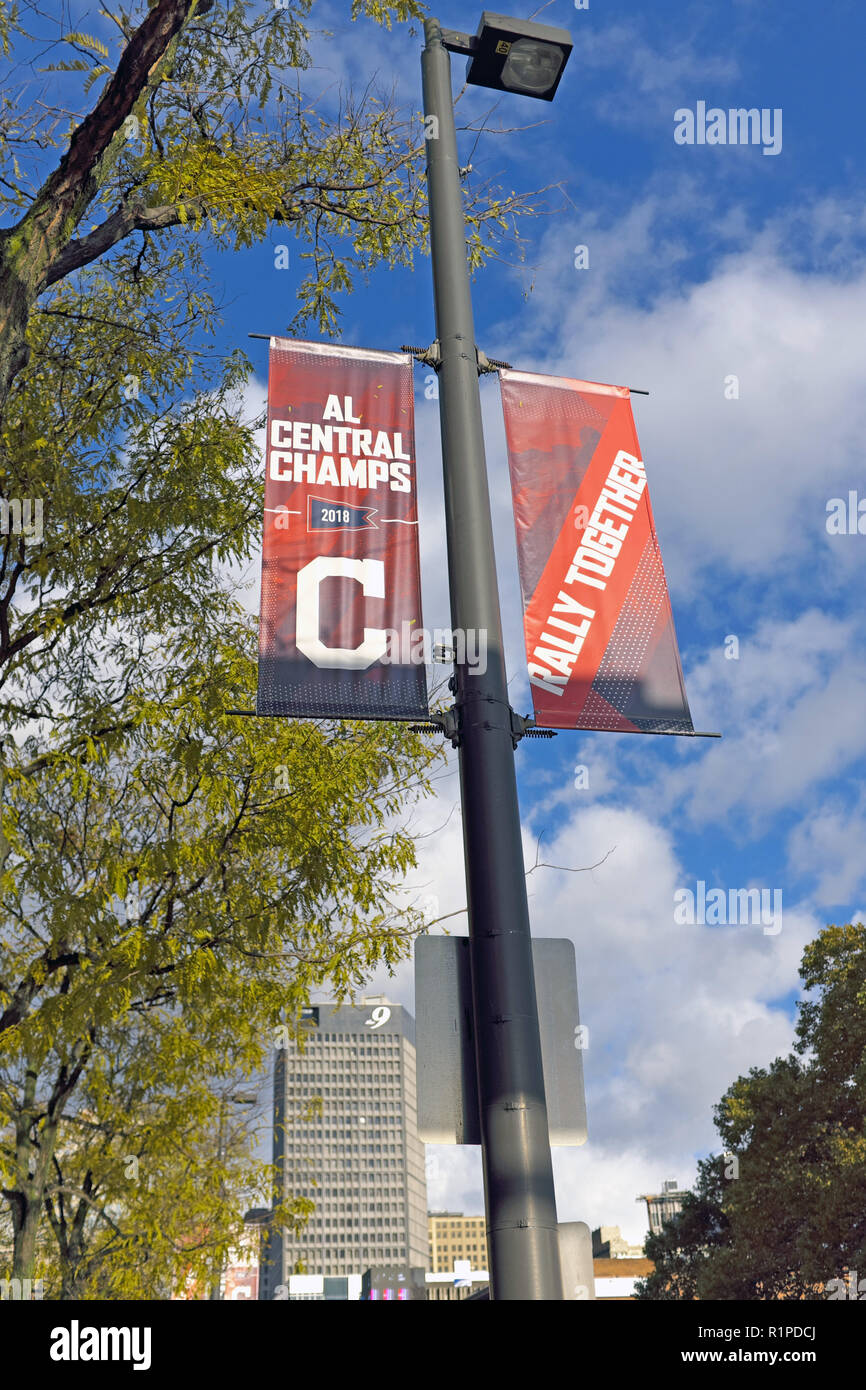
[257,339,427,718]
[499,369,694,735]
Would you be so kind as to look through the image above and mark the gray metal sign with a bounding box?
[558,1221,596,1300]
[415,936,587,1146]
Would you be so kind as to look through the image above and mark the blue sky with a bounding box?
[14,0,866,1245]
[276,0,865,1242]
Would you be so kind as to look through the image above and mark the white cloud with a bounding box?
[786,794,866,908]
[494,199,866,593]
[660,609,866,827]
[363,797,814,1236]
[576,23,740,131]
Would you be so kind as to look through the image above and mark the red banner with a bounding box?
[257,339,427,718]
[499,370,693,734]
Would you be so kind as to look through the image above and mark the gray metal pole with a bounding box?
[421,17,562,1301]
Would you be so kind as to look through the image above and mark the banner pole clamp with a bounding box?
[408,707,460,746]
[401,341,442,370]
[401,341,513,375]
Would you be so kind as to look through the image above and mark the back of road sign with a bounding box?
[461,1223,596,1301]
[559,1222,596,1300]
[415,936,587,1146]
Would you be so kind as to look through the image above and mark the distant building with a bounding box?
[261,997,428,1296]
[361,1265,427,1301]
[593,1256,654,1300]
[428,1253,656,1301]
[638,1179,686,1237]
[426,1271,491,1301]
[428,1212,488,1273]
[253,1270,491,1300]
[268,1273,363,1301]
[592,1225,645,1259]
[222,1260,259,1301]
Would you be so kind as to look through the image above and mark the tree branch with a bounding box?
[45,197,208,286]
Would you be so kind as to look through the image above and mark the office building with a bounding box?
[428,1212,488,1273]
[260,997,427,1296]
[638,1179,686,1237]
[592,1224,645,1259]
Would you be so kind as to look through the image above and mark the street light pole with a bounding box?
[421,17,563,1301]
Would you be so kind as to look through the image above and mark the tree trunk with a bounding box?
[9,1187,41,1282]
[0,0,208,413]
[0,233,36,413]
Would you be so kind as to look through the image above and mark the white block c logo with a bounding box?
[296,556,387,669]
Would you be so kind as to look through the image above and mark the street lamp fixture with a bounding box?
[440,12,572,101]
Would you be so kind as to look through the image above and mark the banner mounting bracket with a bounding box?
[401,341,513,375]
[401,341,442,370]
[509,709,557,748]
[408,707,460,746]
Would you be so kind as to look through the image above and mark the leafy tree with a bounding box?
[0,0,531,1293]
[0,0,533,407]
[635,923,866,1300]
[1,247,256,712]
[634,1156,729,1301]
[1,614,439,1281]
[0,0,535,854]
[32,1012,306,1301]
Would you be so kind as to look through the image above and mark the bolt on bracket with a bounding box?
[401,341,512,375]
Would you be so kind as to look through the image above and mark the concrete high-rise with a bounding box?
[261,997,428,1295]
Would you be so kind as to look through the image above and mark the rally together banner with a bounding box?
[499,370,694,735]
[257,339,427,719]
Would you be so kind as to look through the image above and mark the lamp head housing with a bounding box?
[461,13,572,101]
